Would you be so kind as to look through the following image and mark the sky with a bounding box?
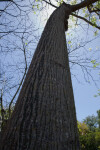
[73,75,100,122]
[72,37,100,121]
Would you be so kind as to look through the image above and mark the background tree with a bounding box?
[78,121,89,135]
[97,110,100,129]
[78,110,100,150]
[83,115,98,131]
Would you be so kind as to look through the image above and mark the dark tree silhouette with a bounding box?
[1,0,99,149]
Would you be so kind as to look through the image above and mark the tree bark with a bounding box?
[71,0,99,12]
[1,4,80,150]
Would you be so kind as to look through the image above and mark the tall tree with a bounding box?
[83,115,98,131]
[97,110,100,129]
[1,0,100,150]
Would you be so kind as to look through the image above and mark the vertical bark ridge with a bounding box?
[1,3,80,150]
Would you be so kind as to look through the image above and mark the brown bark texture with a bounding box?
[1,3,80,150]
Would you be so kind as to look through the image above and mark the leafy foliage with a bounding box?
[78,110,100,150]
[83,115,98,131]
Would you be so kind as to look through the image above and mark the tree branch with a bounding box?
[0,90,5,123]
[42,0,57,8]
[72,13,100,30]
[43,0,99,11]
[8,38,28,117]
[71,0,99,12]
[8,67,27,117]
[0,0,13,1]
[43,0,100,29]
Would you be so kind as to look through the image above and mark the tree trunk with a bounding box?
[1,3,80,150]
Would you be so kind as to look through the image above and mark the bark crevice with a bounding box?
[1,3,80,150]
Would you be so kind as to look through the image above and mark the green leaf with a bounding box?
[96,63,100,66]
[90,60,100,68]
[70,0,77,5]
[91,16,97,24]
[82,8,86,13]
[98,93,100,96]
[68,41,71,44]
[91,60,96,64]
[94,95,97,97]
[37,4,39,9]
[96,1,100,9]
[89,48,92,51]
[93,64,97,68]
[57,0,63,6]
[94,30,98,36]
[93,63,100,68]
[78,43,80,46]
[85,13,89,18]
[57,2,60,6]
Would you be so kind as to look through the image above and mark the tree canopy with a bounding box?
[78,110,100,150]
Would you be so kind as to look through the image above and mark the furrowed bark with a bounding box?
[1,4,80,150]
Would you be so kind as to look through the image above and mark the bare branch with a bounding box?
[8,36,28,117]
[71,0,99,12]
[43,0,100,29]
[72,13,100,30]
[43,0,99,11]
[42,0,57,8]
[0,0,13,1]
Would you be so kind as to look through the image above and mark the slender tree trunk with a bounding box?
[1,3,80,150]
